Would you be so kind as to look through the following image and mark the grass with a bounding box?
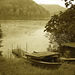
[0,56,75,75]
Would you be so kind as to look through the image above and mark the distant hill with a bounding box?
[40,4,67,16]
[0,0,50,20]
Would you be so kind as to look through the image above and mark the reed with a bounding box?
[0,58,75,75]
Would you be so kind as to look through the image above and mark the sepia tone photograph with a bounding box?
[0,0,75,75]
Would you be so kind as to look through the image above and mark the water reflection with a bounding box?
[0,20,49,57]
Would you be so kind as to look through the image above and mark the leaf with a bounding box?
[64,0,67,2]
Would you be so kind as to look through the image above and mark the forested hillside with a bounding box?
[0,0,50,20]
[40,4,66,16]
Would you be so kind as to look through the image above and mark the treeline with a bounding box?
[40,4,66,16]
[0,0,50,20]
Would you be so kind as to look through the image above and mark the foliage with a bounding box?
[63,0,74,7]
[0,0,50,20]
[45,4,75,45]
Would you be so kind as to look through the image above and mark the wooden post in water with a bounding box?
[12,44,13,50]
[26,43,27,53]
[8,49,9,58]
[17,44,18,49]
[20,45,21,56]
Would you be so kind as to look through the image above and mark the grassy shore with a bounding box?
[0,57,75,75]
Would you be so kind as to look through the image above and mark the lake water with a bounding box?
[0,20,49,57]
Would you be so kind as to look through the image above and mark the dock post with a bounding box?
[12,44,13,50]
[26,43,27,53]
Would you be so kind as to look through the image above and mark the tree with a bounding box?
[63,0,74,7]
[44,1,75,50]
[0,0,50,20]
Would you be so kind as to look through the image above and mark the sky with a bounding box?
[33,0,75,7]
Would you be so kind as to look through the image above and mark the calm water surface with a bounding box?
[0,20,49,57]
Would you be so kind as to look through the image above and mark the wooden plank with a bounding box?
[62,42,75,48]
[60,57,75,61]
[26,51,59,58]
[26,57,62,65]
